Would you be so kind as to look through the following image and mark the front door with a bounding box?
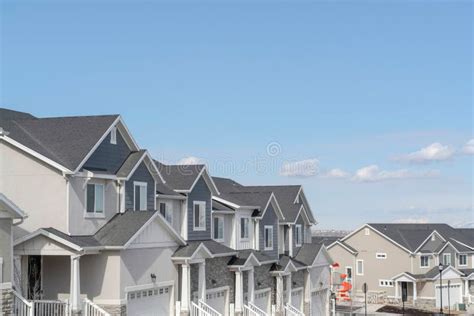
[27,255,42,300]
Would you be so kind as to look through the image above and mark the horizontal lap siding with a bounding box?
[125,162,155,210]
[83,129,131,173]
[259,204,279,260]
[187,177,212,240]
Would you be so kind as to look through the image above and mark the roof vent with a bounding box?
[0,127,9,136]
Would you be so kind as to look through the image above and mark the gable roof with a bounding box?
[0,193,27,219]
[155,161,219,195]
[172,240,236,259]
[0,108,121,172]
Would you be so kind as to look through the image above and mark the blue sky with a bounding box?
[1,0,472,229]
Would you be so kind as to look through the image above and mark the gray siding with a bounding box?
[293,214,305,254]
[83,129,131,173]
[419,234,444,253]
[0,218,13,283]
[125,162,155,210]
[439,244,456,266]
[187,177,212,241]
[259,204,279,260]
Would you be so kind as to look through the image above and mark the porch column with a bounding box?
[248,268,255,303]
[255,221,260,251]
[465,279,469,297]
[235,270,243,313]
[303,269,311,314]
[413,281,417,301]
[181,263,191,312]
[286,274,292,304]
[288,225,293,257]
[198,261,206,301]
[70,255,81,313]
[275,275,283,312]
[395,281,399,298]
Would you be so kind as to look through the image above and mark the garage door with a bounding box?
[254,288,271,313]
[206,288,228,316]
[127,285,171,316]
[291,288,303,311]
[311,288,328,316]
[436,283,462,308]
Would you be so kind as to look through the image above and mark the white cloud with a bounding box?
[176,156,205,165]
[394,142,455,163]
[352,164,439,182]
[461,139,474,155]
[320,168,350,179]
[280,159,319,177]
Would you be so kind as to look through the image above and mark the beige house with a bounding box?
[325,223,474,311]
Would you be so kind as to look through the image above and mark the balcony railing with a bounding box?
[84,298,110,316]
[12,290,33,316]
[284,303,304,316]
[198,299,222,316]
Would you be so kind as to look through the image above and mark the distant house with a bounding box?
[326,223,474,310]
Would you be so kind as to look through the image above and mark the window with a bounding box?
[431,234,436,241]
[193,201,206,231]
[379,280,394,287]
[459,254,467,266]
[159,202,172,224]
[376,253,387,259]
[364,228,370,236]
[264,226,273,250]
[110,127,117,144]
[86,183,104,216]
[443,253,451,266]
[213,216,224,241]
[345,267,352,282]
[420,255,429,268]
[295,225,303,246]
[134,182,147,210]
[240,217,250,239]
[356,260,364,275]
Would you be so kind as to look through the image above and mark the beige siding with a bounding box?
[343,226,412,295]
[0,142,68,236]
[68,176,119,235]
[413,254,436,275]
[328,244,357,289]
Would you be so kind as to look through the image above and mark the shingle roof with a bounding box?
[1,108,119,171]
[293,243,324,266]
[155,160,205,191]
[115,150,146,178]
[368,223,474,252]
[172,240,236,258]
[212,200,234,212]
[43,227,102,248]
[224,191,272,217]
[156,182,182,196]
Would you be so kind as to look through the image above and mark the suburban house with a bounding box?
[325,223,474,310]
[0,108,333,316]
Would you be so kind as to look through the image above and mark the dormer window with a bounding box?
[193,201,206,231]
[264,225,273,250]
[240,218,250,240]
[133,182,147,211]
[295,224,303,247]
[86,183,104,216]
[110,127,117,145]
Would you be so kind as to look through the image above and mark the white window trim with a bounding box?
[376,253,387,260]
[133,181,148,211]
[240,217,250,241]
[110,127,117,145]
[420,255,430,268]
[443,253,451,266]
[193,201,206,231]
[159,201,173,225]
[84,182,105,218]
[379,279,394,287]
[295,224,303,247]
[264,225,274,251]
[356,259,364,276]
[213,215,224,242]
[459,254,467,267]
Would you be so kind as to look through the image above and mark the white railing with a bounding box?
[191,302,210,316]
[32,300,69,316]
[12,290,33,316]
[243,302,268,316]
[84,298,110,316]
[198,299,222,316]
[284,303,304,316]
[237,240,252,250]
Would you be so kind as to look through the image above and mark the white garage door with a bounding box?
[436,283,462,308]
[291,288,303,311]
[127,285,171,316]
[254,288,271,313]
[311,289,328,316]
[206,288,228,316]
